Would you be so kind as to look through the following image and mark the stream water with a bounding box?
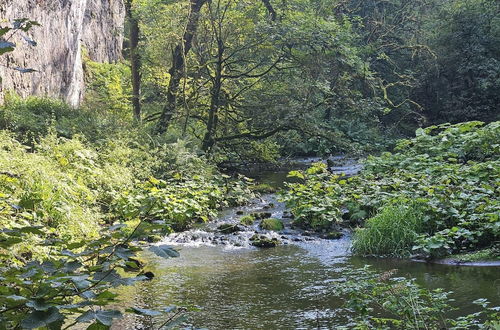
[114,158,500,329]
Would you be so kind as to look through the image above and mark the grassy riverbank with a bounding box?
[0,97,254,328]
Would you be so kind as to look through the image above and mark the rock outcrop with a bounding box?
[0,0,125,106]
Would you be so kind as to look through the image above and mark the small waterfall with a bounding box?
[66,0,88,107]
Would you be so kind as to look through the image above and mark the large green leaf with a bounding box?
[21,307,63,329]
[25,299,51,311]
[76,310,122,326]
[114,246,134,260]
[149,245,180,259]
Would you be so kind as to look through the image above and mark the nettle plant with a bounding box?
[0,198,184,329]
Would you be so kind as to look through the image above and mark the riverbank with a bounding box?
[281,121,500,261]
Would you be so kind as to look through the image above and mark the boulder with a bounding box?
[217,223,241,234]
[250,234,280,248]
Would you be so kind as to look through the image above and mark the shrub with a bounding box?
[112,175,253,232]
[0,132,102,241]
[281,162,343,230]
[83,58,132,119]
[338,266,499,328]
[352,204,424,257]
[0,94,131,144]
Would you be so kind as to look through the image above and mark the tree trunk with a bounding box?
[202,39,224,152]
[125,0,142,121]
[156,0,207,134]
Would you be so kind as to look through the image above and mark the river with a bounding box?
[113,158,500,329]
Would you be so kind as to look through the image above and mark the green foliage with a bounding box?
[132,0,396,158]
[0,95,130,145]
[113,175,253,232]
[84,57,133,119]
[0,96,218,181]
[249,183,276,194]
[0,132,111,241]
[419,0,500,123]
[216,139,281,165]
[0,95,254,328]
[0,127,183,328]
[0,211,182,329]
[338,266,499,329]
[451,248,500,262]
[281,162,344,230]
[282,121,500,258]
[352,204,425,257]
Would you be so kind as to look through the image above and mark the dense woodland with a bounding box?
[0,0,499,328]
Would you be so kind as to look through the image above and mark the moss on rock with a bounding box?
[240,215,256,226]
[260,218,284,231]
[218,223,241,234]
[250,234,280,248]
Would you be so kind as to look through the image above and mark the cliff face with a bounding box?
[0,0,125,106]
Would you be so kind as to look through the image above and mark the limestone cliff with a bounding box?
[0,0,125,106]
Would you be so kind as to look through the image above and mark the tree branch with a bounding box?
[261,0,277,21]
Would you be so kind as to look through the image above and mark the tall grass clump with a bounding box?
[352,203,424,257]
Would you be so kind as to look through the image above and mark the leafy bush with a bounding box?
[338,266,499,328]
[0,204,182,329]
[0,132,103,241]
[83,58,132,119]
[281,162,344,230]
[352,204,425,257]
[214,138,281,165]
[0,95,131,145]
[282,121,500,258]
[112,175,253,232]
